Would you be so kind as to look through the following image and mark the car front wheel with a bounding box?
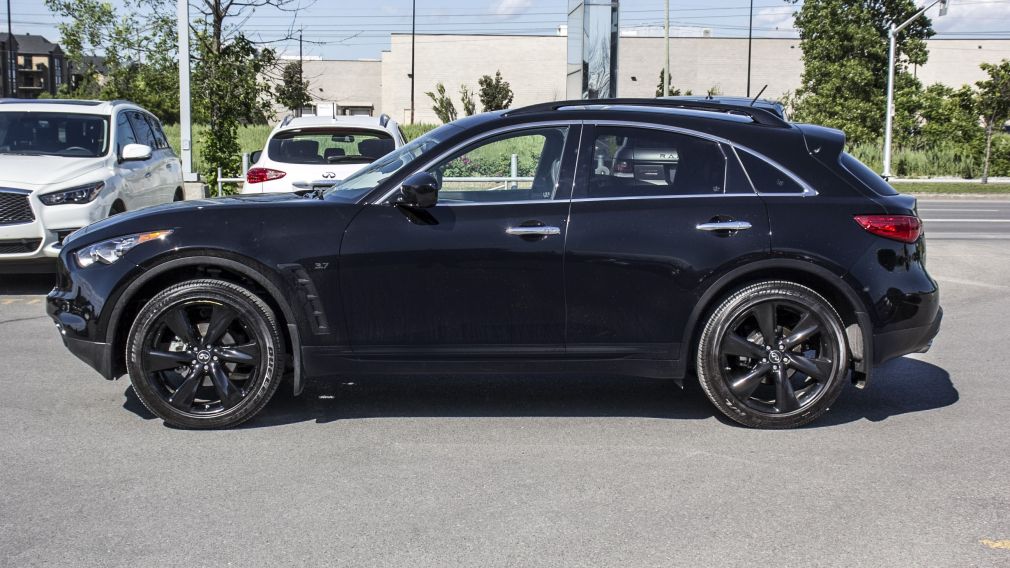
[696,281,849,429]
[126,279,284,429]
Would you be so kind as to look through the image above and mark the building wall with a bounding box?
[302,34,1010,125]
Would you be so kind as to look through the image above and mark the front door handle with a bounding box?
[696,220,752,232]
[506,226,561,237]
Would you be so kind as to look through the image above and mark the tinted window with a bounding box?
[268,129,394,165]
[127,112,157,148]
[0,111,109,157]
[584,127,728,198]
[115,113,137,150]
[145,115,170,149]
[840,152,897,196]
[429,127,569,203]
[737,150,805,194]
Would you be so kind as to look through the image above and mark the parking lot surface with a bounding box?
[1,232,1009,566]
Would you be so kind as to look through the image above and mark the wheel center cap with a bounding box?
[197,350,212,363]
[768,350,783,364]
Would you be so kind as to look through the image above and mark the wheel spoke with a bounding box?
[752,302,778,346]
[208,364,243,409]
[773,367,800,412]
[729,362,772,399]
[164,307,199,346]
[202,305,236,347]
[168,370,202,411]
[218,342,260,365]
[722,333,765,359]
[783,311,821,349]
[144,349,193,372]
[788,355,833,381]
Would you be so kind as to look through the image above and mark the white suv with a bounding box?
[0,99,183,270]
[242,114,405,194]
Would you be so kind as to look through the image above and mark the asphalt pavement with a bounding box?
[920,198,1010,239]
[1,212,1009,566]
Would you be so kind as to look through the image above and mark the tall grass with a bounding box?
[162,124,272,174]
[848,134,1009,178]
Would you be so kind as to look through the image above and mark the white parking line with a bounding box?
[919,208,1000,213]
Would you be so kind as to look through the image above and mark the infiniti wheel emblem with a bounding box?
[768,351,782,364]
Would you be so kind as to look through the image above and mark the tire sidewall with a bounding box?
[697,282,849,429]
[126,280,283,429]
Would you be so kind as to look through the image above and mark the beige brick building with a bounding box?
[291,33,1010,124]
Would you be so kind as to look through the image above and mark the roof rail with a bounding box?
[378,113,391,127]
[279,114,294,127]
[504,98,790,128]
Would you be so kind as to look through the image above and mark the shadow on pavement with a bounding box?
[121,357,956,429]
[0,273,57,296]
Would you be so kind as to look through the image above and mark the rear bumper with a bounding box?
[873,306,943,365]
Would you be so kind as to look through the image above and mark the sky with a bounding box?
[7,0,1010,60]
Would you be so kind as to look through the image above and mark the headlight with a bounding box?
[39,182,105,206]
[75,230,173,268]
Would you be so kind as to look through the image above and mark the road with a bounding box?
[1,213,1009,566]
[920,198,1010,239]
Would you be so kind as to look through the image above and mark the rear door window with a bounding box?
[268,129,394,165]
[579,126,731,198]
[127,112,158,149]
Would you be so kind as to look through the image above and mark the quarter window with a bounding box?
[584,127,729,198]
[737,150,805,194]
[428,127,570,203]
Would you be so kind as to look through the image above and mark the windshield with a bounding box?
[0,112,110,157]
[324,123,459,200]
[268,128,393,165]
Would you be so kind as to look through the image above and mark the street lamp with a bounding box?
[883,0,949,178]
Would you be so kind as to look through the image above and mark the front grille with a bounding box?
[0,238,42,254]
[0,191,34,225]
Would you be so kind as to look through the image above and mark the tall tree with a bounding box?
[788,0,934,145]
[459,84,476,116]
[975,60,1010,184]
[478,71,513,112]
[276,61,311,112]
[655,69,688,97]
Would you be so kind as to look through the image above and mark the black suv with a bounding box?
[47,98,941,429]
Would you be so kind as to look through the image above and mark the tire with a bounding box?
[126,279,284,429]
[696,281,849,429]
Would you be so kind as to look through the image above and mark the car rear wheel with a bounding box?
[126,279,284,429]
[696,281,848,429]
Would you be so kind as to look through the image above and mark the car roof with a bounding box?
[660,95,786,119]
[276,114,395,132]
[0,98,146,115]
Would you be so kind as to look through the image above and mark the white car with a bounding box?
[242,114,405,194]
[0,99,183,271]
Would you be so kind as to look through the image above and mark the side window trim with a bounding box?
[375,120,583,205]
[115,111,137,155]
[572,120,815,200]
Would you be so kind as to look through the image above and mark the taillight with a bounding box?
[854,215,922,243]
[246,167,286,184]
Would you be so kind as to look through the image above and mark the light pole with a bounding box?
[177,0,194,181]
[410,0,415,124]
[883,0,949,178]
[7,0,15,98]
[746,0,753,97]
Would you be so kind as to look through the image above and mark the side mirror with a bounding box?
[249,150,262,164]
[398,172,439,208]
[121,143,152,162]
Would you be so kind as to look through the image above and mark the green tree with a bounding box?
[655,69,688,97]
[425,82,457,123]
[275,61,311,112]
[478,71,513,111]
[975,60,1010,183]
[916,83,980,149]
[44,0,180,121]
[788,0,934,145]
[460,83,476,116]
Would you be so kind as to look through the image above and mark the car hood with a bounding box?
[0,154,107,189]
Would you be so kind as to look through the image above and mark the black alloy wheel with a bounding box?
[697,281,849,429]
[126,279,284,429]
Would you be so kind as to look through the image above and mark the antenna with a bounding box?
[750,84,768,107]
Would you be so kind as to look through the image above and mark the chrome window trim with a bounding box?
[580,120,817,199]
[374,120,582,205]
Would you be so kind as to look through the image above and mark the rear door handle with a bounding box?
[506,226,561,237]
[696,221,752,232]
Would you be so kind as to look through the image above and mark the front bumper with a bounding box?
[1,192,109,263]
[48,297,117,379]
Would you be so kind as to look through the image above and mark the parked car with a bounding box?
[0,99,183,272]
[47,98,941,429]
[241,113,405,194]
